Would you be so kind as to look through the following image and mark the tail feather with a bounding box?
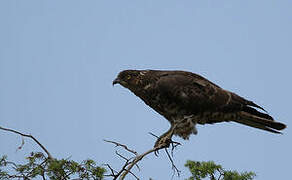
[234,111,286,133]
[233,118,281,134]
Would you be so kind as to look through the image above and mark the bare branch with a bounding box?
[115,150,131,162]
[217,168,224,180]
[0,126,53,159]
[105,137,182,180]
[104,139,138,155]
[127,170,140,180]
[104,163,118,178]
[165,148,181,178]
[170,141,181,157]
[119,146,163,180]
[148,132,159,138]
[103,153,132,180]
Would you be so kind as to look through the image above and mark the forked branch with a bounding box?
[104,139,181,180]
[0,126,53,159]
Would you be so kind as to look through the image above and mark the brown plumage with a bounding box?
[113,70,286,148]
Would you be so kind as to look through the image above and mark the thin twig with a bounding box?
[116,157,132,180]
[148,132,159,138]
[0,126,53,159]
[104,139,138,155]
[103,164,118,178]
[170,141,181,157]
[128,170,140,180]
[103,154,132,180]
[119,146,161,180]
[148,132,161,156]
[105,138,181,180]
[165,148,181,177]
[115,151,131,162]
[217,168,224,180]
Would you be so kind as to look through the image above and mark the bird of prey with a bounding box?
[113,70,286,148]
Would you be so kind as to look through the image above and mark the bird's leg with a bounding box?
[154,124,177,149]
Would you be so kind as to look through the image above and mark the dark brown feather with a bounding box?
[114,69,286,138]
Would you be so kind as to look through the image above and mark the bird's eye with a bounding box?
[126,75,131,80]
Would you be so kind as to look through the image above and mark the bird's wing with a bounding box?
[154,71,286,133]
[154,71,231,113]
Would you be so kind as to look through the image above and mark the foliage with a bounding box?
[0,153,257,180]
[0,152,106,180]
[185,160,256,180]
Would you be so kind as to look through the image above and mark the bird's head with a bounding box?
[113,70,146,90]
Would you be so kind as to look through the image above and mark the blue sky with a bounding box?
[0,1,291,179]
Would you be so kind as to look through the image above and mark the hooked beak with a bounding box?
[112,77,120,86]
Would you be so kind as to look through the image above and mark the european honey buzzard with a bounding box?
[113,70,286,148]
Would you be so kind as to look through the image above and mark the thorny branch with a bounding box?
[104,139,181,180]
[0,126,53,159]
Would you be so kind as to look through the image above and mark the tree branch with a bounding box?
[164,148,181,177]
[119,146,160,180]
[105,139,180,180]
[103,139,138,156]
[0,126,53,159]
